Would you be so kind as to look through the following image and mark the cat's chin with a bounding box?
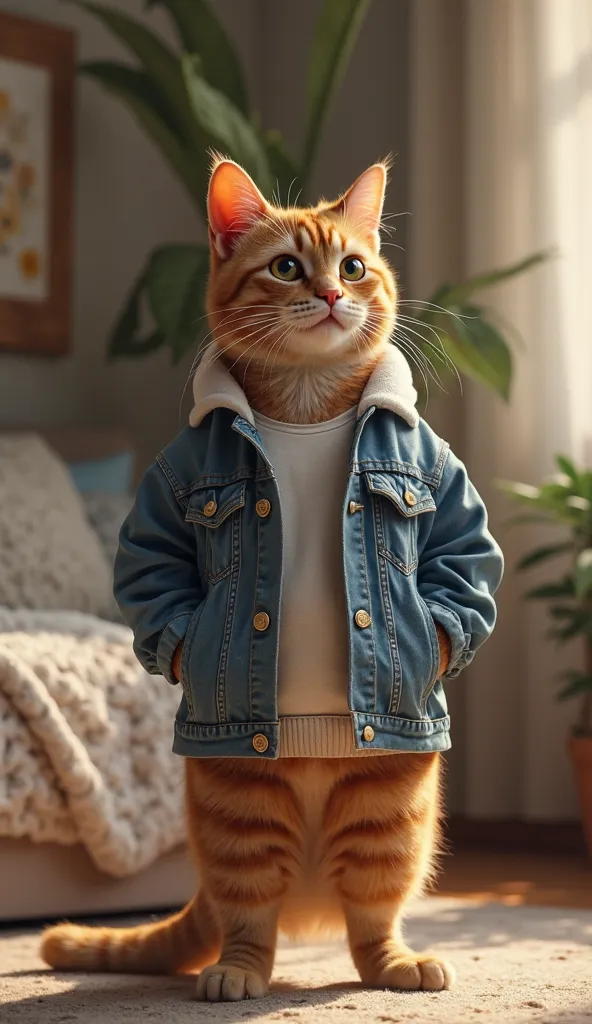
[286,321,361,360]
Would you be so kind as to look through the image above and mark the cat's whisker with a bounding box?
[196,317,284,376]
[394,336,441,393]
[209,324,282,369]
[396,315,462,390]
[381,210,410,221]
[380,241,406,253]
[392,324,448,389]
[191,315,283,371]
[394,335,431,400]
[286,177,299,209]
[263,324,294,380]
[226,322,285,377]
[398,299,477,331]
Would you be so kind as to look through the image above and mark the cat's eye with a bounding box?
[269,255,304,281]
[340,257,365,281]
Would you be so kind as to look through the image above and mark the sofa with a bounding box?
[0,428,193,922]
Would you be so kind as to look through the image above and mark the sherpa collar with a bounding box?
[189,343,419,429]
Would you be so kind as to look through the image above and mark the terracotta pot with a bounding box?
[569,735,592,857]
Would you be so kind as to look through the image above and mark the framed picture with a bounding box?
[0,12,75,356]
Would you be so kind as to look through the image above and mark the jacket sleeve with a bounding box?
[114,459,203,685]
[417,448,504,678]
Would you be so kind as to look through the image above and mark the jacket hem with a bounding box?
[173,713,451,758]
[278,715,391,757]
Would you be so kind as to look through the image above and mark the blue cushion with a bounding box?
[67,452,134,495]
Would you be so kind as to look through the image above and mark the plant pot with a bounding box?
[569,735,592,857]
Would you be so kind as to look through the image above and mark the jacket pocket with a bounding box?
[418,595,440,715]
[178,599,207,722]
[185,480,246,585]
[365,470,436,575]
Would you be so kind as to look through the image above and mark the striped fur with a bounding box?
[42,754,453,996]
[41,162,455,999]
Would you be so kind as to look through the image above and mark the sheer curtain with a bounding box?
[410,0,592,818]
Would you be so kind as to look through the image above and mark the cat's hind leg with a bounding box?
[325,751,455,991]
[187,758,304,1001]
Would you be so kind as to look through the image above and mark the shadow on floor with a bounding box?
[405,899,592,950]
[0,974,382,1024]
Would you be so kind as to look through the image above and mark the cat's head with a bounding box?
[206,157,397,370]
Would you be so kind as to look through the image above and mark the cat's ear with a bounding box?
[207,159,269,260]
[329,163,388,250]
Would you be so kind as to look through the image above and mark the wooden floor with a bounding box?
[435,849,592,909]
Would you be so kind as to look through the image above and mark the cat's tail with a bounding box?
[40,891,220,974]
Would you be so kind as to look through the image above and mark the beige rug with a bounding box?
[1,898,591,1023]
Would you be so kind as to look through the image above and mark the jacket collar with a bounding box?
[189,343,419,430]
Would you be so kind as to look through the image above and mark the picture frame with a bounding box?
[0,12,75,356]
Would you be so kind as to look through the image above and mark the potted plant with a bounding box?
[69,0,545,400]
[501,457,592,854]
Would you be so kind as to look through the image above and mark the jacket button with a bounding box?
[256,498,271,518]
[363,725,375,742]
[404,489,417,507]
[203,500,217,517]
[252,733,269,753]
[355,609,372,629]
[253,611,270,632]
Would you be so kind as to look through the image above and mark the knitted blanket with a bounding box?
[0,607,185,878]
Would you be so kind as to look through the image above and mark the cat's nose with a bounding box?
[316,287,342,307]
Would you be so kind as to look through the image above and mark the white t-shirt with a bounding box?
[253,408,356,725]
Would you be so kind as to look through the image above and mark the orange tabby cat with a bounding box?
[41,158,454,998]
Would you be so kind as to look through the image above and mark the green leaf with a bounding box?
[555,454,579,481]
[575,549,592,599]
[146,0,248,114]
[108,268,166,359]
[264,130,300,205]
[549,605,579,619]
[557,671,592,701]
[182,55,273,197]
[503,512,551,527]
[498,480,543,502]
[548,606,591,642]
[525,578,575,600]
[303,0,371,180]
[147,244,209,362]
[436,251,551,307]
[119,328,166,357]
[69,3,192,131]
[498,479,587,525]
[438,308,512,400]
[80,62,205,213]
[516,542,572,571]
[68,0,211,203]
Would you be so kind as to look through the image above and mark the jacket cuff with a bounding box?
[156,611,194,685]
[425,601,473,678]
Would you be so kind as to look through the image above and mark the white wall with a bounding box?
[0,0,410,470]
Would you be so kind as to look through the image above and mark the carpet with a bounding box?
[1,898,591,1024]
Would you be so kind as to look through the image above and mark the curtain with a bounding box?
[410,0,592,819]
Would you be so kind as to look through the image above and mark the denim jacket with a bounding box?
[114,346,503,759]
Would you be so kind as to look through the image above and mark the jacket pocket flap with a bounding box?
[364,471,436,517]
[185,480,247,528]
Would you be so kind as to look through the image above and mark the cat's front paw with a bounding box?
[195,963,268,1001]
[373,954,455,991]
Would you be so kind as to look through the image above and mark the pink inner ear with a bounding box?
[208,162,268,255]
[341,164,387,241]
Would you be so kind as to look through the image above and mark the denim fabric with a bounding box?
[114,407,503,757]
